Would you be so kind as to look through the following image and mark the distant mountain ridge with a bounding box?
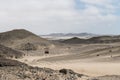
[41,33,98,40]
[43,33,97,37]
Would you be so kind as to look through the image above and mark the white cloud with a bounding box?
[80,0,119,14]
[0,0,120,34]
[80,0,110,5]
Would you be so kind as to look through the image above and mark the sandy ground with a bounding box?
[17,43,120,78]
[17,55,120,77]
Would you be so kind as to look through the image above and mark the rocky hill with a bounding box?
[0,29,53,50]
[61,37,86,44]
[61,36,120,44]
[0,44,23,58]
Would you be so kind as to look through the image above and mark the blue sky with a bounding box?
[0,0,120,35]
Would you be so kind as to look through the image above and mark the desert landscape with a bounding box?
[0,0,120,79]
[0,29,120,80]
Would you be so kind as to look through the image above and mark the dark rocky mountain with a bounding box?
[61,36,120,44]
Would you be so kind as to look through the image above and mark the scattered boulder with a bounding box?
[59,69,85,78]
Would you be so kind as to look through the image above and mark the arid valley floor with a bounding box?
[18,43,120,79]
[1,29,120,80]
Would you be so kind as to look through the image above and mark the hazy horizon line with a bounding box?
[0,28,120,36]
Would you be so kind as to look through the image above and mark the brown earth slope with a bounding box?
[0,44,23,58]
[0,29,53,50]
